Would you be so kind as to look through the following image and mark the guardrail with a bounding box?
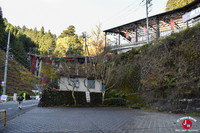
[7,96,37,99]
[0,110,6,126]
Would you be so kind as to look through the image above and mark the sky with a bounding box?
[0,0,168,36]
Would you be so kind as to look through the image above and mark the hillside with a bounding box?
[110,23,200,113]
[0,49,38,95]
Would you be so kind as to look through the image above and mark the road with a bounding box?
[1,107,200,133]
[0,100,38,121]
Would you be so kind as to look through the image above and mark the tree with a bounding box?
[165,0,194,11]
[83,52,117,104]
[55,25,83,57]
[54,35,83,57]
[38,33,55,55]
[95,53,117,104]
[86,24,105,56]
[39,26,45,37]
[58,25,75,38]
[0,7,6,49]
[58,59,80,105]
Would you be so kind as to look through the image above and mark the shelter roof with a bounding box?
[104,0,200,34]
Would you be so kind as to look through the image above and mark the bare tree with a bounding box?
[58,59,79,105]
[87,52,116,104]
[83,24,117,104]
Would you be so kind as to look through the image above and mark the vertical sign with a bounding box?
[85,91,90,103]
[101,84,104,92]
[13,93,17,101]
[23,93,26,100]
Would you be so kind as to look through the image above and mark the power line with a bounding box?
[115,5,145,25]
[103,0,142,25]
[0,43,31,68]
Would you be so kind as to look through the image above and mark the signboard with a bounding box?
[1,95,8,101]
[183,7,200,22]
[101,84,104,92]
[85,91,90,103]
[36,95,40,101]
[1,81,4,87]
[13,93,17,101]
[23,93,26,100]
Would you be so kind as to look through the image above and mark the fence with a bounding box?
[0,110,6,127]
[7,96,37,100]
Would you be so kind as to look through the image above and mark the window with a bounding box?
[87,80,95,89]
[68,78,79,88]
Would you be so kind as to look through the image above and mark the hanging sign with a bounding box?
[126,30,129,39]
[1,81,4,87]
[171,19,174,30]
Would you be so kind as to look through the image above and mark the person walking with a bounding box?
[17,95,24,109]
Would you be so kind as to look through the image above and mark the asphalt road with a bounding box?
[0,100,39,121]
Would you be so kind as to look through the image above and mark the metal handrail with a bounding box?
[0,110,6,126]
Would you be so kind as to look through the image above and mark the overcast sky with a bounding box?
[0,0,168,36]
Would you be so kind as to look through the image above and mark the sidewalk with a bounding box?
[1,107,200,133]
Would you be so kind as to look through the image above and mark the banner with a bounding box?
[171,19,174,30]
[126,30,129,39]
[144,26,146,35]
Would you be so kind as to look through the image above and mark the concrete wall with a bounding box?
[60,77,102,93]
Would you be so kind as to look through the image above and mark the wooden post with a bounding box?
[135,25,138,42]
[118,29,120,45]
[156,18,160,40]
[38,58,42,78]
[105,32,107,48]
[35,57,38,75]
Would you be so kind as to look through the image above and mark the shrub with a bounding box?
[38,90,102,107]
[104,98,127,106]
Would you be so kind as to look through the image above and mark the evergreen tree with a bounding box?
[55,25,83,56]
[166,0,194,11]
[58,25,75,38]
[39,33,55,55]
[39,26,45,36]
[54,35,83,57]
[0,7,6,49]
[66,34,83,56]
[21,25,26,32]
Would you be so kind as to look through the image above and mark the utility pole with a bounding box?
[84,32,87,74]
[146,0,152,44]
[3,30,10,95]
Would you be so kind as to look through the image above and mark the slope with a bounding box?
[0,49,38,95]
